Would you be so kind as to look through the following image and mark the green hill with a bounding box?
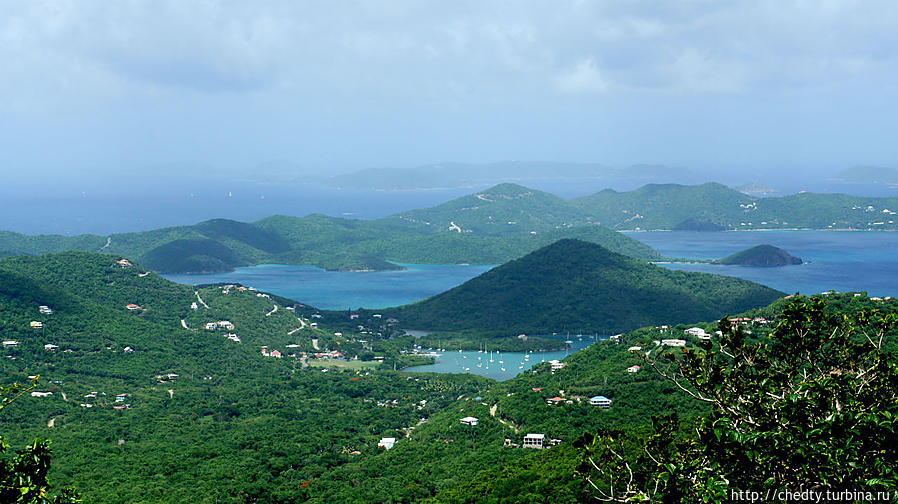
[1,253,894,503]
[573,182,898,230]
[716,244,802,266]
[0,190,662,273]
[380,182,593,235]
[387,239,783,334]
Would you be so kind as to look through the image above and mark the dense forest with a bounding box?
[1,252,895,503]
[387,239,784,335]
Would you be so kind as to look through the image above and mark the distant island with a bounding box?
[1,180,897,274]
[716,244,803,267]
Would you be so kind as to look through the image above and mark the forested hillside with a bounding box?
[573,182,898,230]
[388,239,784,335]
[2,253,894,502]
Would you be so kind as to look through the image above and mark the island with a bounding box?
[715,244,803,267]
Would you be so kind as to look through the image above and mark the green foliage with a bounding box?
[573,182,898,230]
[1,379,80,503]
[715,244,802,266]
[389,239,783,334]
[577,296,898,502]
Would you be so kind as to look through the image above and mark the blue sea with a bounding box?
[626,231,898,297]
[163,262,495,310]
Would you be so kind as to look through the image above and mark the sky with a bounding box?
[2,0,898,184]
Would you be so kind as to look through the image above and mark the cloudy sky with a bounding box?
[2,0,897,181]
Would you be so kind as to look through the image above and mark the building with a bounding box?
[31,391,53,398]
[126,304,142,311]
[549,360,566,371]
[44,344,59,351]
[628,346,642,352]
[523,433,545,449]
[460,416,479,426]
[546,396,565,405]
[38,305,53,315]
[590,396,612,409]
[2,341,18,348]
[378,437,396,450]
[116,258,132,267]
[627,365,640,373]
[685,327,710,339]
[30,321,43,329]
[661,339,686,347]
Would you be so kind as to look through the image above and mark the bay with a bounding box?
[404,337,595,382]
[163,262,494,310]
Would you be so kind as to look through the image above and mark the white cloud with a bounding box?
[555,57,610,94]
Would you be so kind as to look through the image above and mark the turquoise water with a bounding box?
[626,230,898,297]
[404,337,595,381]
[163,262,494,310]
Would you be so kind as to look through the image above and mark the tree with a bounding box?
[576,297,898,502]
[0,377,80,504]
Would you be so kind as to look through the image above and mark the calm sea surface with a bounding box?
[163,262,494,310]
[626,230,898,297]
[404,337,595,381]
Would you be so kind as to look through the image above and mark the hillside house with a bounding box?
[523,433,545,449]
[627,365,640,373]
[378,437,396,450]
[205,322,217,330]
[628,346,642,352]
[226,334,241,342]
[609,334,621,344]
[661,339,686,347]
[190,302,198,310]
[549,360,565,371]
[590,396,612,409]
[39,305,53,314]
[116,258,132,267]
[685,327,709,338]
[126,304,141,311]
[44,344,59,351]
[269,350,282,358]
[2,341,18,347]
[124,346,134,352]
[115,394,127,402]
[460,416,479,426]
[546,396,565,405]
[31,391,53,397]
[30,321,43,329]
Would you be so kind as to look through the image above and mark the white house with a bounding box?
[2,341,18,347]
[460,416,479,426]
[30,321,43,329]
[661,339,687,347]
[590,395,612,409]
[31,391,53,398]
[549,360,566,371]
[44,344,59,351]
[378,437,396,450]
[523,433,545,449]
[627,365,640,373]
[628,346,642,352]
[39,305,53,315]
